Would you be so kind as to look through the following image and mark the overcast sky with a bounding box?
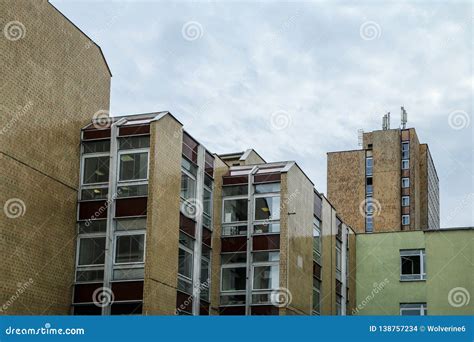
[52,0,473,228]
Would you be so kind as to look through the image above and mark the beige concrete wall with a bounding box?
[409,128,421,230]
[241,150,266,165]
[209,156,229,315]
[320,199,336,315]
[419,144,428,230]
[280,166,314,315]
[143,115,182,315]
[0,1,110,314]
[327,150,365,233]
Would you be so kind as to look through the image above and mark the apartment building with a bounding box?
[73,112,216,315]
[355,227,473,315]
[0,1,111,314]
[212,151,356,315]
[327,124,440,234]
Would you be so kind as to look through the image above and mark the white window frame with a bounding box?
[400,249,426,281]
[117,149,150,183]
[220,264,247,293]
[402,177,410,188]
[402,214,410,225]
[76,235,106,268]
[400,303,427,316]
[365,156,373,176]
[253,193,281,222]
[402,142,410,159]
[80,185,109,201]
[202,183,213,229]
[402,196,410,207]
[80,153,110,187]
[402,159,410,170]
[251,263,280,291]
[222,196,249,224]
[113,230,146,266]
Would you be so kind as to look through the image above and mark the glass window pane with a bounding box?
[222,225,247,236]
[221,253,246,264]
[178,248,193,279]
[81,187,108,200]
[181,172,196,200]
[253,251,279,263]
[83,156,109,184]
[200,258,210,300]
[203,188,212,216]
[220,294,246,305]
[116,218,147,231]
[222,185,248,197]
[119,153,148,181]
[115,235,144,263]
[78,238,105,265]
[254,223,280,234]
[76,269,104,282]
[83,140,110,153]
[113,267,144,280]
[401,255,421,275]
[255,197,280,221]
[179,233,194,250]
[255,183,280,194]
[223,199,248,223]
[181,158,197,177]
[119,136,150,150]
[221,267,246,291]
[78,220,106,234]
[117,184,148,198]
[253,265,279,290]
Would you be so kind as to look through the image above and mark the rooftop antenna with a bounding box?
[387,112,391,129]
[401,106,407,129]
[382,113,388,130]
[357,128,364,146]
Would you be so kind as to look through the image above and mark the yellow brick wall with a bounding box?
[327,150,366,233]
[143,115,183,315]
[209,157,229,315]
[0,1,110,314]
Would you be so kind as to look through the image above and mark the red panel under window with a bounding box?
[73,283,103,303]
[182,132,198,163]
[254,173,281,184]
[83,128,111,140]
[222,175,248,185]
[202,227,212,247]
[115,197,147,217]
[205,151,214,177]
[252,234,280,251]
[401,129,410,141]
[176,291,193,314]
[221,236,247,253]
[78,200,108,220]
[119,125,150,136]
[251,306,279,315]
[402,187,410,196]
[219,306,245,315]
[111,281,143,301]
[180,213,196,237]
[402,206,410,215]
[200,300,210,315]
